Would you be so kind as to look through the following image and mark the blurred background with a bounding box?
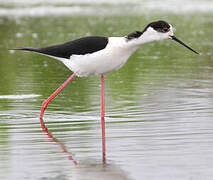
[0,0,213,180]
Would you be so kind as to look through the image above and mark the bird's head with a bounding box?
[127,20,199,54]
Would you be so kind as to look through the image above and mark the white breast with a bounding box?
[62,37,137,77]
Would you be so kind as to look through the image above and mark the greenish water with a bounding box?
[1,12,213,180]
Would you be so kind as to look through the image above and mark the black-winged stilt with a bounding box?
[13,20,199,163]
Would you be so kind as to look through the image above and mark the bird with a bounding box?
[12,20,199,163]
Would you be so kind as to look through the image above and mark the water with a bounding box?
[1,2,213,180]
[1,0,213,17]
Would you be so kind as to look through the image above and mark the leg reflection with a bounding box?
[40,117,78,165]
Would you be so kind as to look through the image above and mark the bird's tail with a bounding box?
[10,47,67,62]
[10,47,41,53]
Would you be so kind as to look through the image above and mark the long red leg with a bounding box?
[40,73,76,119]
[101,74,106,164]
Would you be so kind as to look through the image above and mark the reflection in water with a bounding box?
[39,118,132,180]
[0,94,41,99]
[1,0,213,17]
[40,117,78,165]
[74,162,132,180]
[1,8,213,180]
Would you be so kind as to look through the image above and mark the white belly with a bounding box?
[63,37,137,77]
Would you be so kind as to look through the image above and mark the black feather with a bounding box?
[13,36,109,59]
[126,31,142,40]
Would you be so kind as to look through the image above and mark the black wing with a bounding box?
[14,36,109,59]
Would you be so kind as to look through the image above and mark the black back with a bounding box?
[17,36,108,59]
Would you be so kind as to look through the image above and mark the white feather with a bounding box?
[62,37,137,77]
[49,25,174,77]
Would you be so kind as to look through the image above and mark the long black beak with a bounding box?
[170,35,199,55]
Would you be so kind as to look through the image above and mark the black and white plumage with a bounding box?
[14,20,199,77]
[12,20,199,163]
[18,36,108,59]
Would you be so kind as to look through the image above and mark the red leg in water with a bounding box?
[40,73,76,119]
[101,74,106,164]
